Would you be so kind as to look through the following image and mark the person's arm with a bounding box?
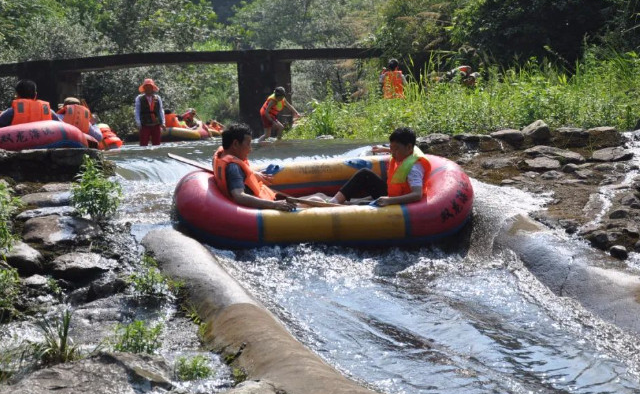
[371,145,391,154]
[230,188,296,211]
[374,186,422,207]
[0,108,13,128]
[134,96,141,128]
[157,96,165,128]
[401,74,408,85]
[284,99,301,118]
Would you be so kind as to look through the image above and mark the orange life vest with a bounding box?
[382,70,405,99]
[165,113,182,128]
[60,104,91,133]
[260,94,285,119]
[386,150,430,197]
[212,146,277,201]
[10,99,52,125]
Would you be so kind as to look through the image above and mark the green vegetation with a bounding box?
[0,267,20,321]
[112,320,163,354]
[231,367,247,385]
[175,355,213,381]
[71,155,122,222]
[128,254,183,298]
[289,51,640,139]
[32,310,80,365]
[0,181,23,257]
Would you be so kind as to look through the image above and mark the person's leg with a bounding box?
[139,126,151,146]
[274,122,285,139]
[330,169,387,203]
[258,114,273,142]
[151,125,162,145]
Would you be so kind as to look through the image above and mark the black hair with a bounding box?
[387,59,399,70]
[15,79,37,99]
[274,86,286,96]
[222,123,252,149]
[389,127,416,146]
[164,109,173,114]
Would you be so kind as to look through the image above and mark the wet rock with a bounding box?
[562,163,579,173]
[586,231,611,249]
[225,380,279,394]
[620,193,640,208]
[417,134,463,157]
[481,157,516,169]
[574,170,594,180]
[519,157,561,171]
[609,209,630,219]
[585,126,623,149]
[635,240,640,252]
[541,171,563,180]
[39,183,72,193]
[87,272,128,302]
[552,127,589,148]
[0,352,173,394]
[490,129,524,147]
[522,120,551,144]
[477,135,503,152]
[5,241,44,276]
[15,206,76,221]
[49,252,110,282]
[22,215,102,250]
[609,245,628,260]
[558,219,579,234]
[22,274,49,288]
[591,147,633,162]
[593,163,614,171]
[501,179,516,185]
[21,191,71,207]
[524,145,585,164]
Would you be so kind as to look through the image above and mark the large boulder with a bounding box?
[22,215,102,250]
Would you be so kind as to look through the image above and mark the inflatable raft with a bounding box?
[0,120,91,151]
[162,122,211,141]
[174,154,473,248]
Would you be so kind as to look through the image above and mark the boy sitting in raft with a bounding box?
[329,127,430,207]
[213,123,297,212]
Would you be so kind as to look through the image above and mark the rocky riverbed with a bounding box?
[0,120,638,394]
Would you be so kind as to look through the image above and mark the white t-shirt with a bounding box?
[407,163,425,188]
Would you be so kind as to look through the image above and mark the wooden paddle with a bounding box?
[285,197,342,208]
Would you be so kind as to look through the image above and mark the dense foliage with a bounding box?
[0,0,639,137]
[71,155,122,221]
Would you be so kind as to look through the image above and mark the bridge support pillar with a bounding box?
[237,51,292,137]
[17,61,81,110]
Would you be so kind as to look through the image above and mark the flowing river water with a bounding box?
[108,138,640,394]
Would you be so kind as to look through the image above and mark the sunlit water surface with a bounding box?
[107,137,640,393]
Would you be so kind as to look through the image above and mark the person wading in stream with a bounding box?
[134,78,165,146]
[213,123,297,211]
[258,86,301,142]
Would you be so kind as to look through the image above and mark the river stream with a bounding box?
[109,137,640,394]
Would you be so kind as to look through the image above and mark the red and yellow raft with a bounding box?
[174,154,473,248]
[0,120,92,150]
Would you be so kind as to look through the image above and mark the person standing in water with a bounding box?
[258,86,301,142]
[134,78,165,146]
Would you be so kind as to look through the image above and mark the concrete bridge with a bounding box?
[0,48,384,133]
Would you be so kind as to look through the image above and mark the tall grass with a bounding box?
[289,51,640,140]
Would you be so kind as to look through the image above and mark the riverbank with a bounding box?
[0,123,639,393]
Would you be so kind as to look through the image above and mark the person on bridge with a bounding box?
[0,79,61,128]
[328,127,430,207]
[57,97,103,142]
[134,78,165,146]
[379,59,407,99]
[212,123,297,212]
[258,86,301,142]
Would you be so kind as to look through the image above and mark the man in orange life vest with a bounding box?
[134,78,165,146]
[258,86,301,142]
[379,59,407,99]
[329,127,430,207]
[0,79,61,128]
[213,123,296,211]
[57,97,103,142]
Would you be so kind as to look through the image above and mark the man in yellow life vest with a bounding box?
[258,86,301,142]
[212,123,297,211]
[0,79,61,127]
[329,127,430,206]
[379,59,407,99]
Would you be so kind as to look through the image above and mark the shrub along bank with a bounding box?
[289,52,640,140]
